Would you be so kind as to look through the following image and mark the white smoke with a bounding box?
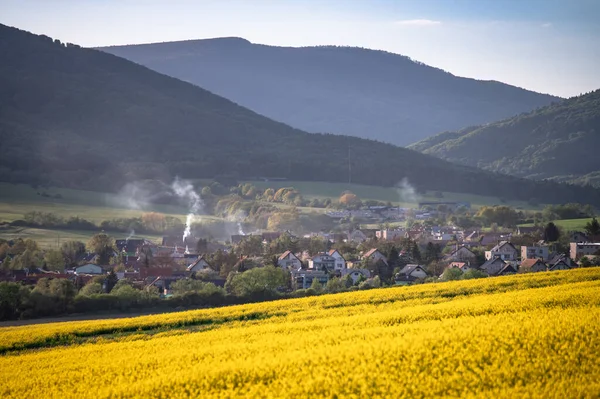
[396,178,419,205]
[171,177,204,242]
[126,229,135,242]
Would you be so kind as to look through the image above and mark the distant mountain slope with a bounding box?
[99,38,560,146]
[409,90,600,186]
[1,24,598,205]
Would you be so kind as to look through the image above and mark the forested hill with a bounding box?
[409,90,600,187]
[99,38,560,146]
[1,24,598,205]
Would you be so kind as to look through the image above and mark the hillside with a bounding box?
[409,90,600,186]
[0,24,598,205]
[99,38,560,146]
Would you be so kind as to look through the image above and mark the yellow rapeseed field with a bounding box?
[1,268,599,398]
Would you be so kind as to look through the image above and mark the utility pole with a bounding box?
[348,145,352,184]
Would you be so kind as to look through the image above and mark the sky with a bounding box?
[1,0,599,97]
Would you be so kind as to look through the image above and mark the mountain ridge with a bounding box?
[99,37,561,146]
[1,23,598,206]
[409,89,600,187]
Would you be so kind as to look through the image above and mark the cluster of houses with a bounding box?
[2,222,599,295]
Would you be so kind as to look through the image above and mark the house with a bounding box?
[464,231,481,242]
[547,253,575,271]
[115,239,154,256]
[480,233,512,247]
[514,226,542,236]
[485,241,518,261]
[262,231,285,242]
[446,246,477,262]
[328,249,346,271]
[548,259,571,271]
[277,251,302,269]
[291,269,329,289]
[362,248,387,265]
[479,257,507,276]
[340,268,371,284]
[519,258,547,273]
[448,262,472,272]
[395,264,428,285]
[75,264,104,275]
[497,263,518,275]
[570,242,600,260]
[376,229,405,241]
[347,230,368,243]
[145,276,185,296]
[186,256,213,272]
[520,245,550,261]
[570,232,590,243]
[308,254,336,272]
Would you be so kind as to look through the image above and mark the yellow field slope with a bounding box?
[1,268,600,398]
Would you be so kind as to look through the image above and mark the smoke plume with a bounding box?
[171,177,204,241]
[396,178,419,205]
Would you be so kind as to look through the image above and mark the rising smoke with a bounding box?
[395,178,419,205]
[171,177,204,241]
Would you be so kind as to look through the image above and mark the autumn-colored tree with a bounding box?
[339,192,362,208]
[141,212,166,232]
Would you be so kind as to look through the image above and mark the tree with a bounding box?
[325,277,345,293]
[310,278,323,293]
[86,233,115,265]
[424,242,442,264]
[44,249,65,271]
[61,240,86,267]
[585,217,600,236]
[105,271,119,293]
[543,222,560,242]
[225,266,288,298]
[141,212,166,232]
[236,235,264,257]
[441,267,462,281]
[339,192,362,209]
[79,282,103,296]
[12,249,43,270]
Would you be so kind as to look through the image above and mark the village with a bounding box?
[2,212,599,300]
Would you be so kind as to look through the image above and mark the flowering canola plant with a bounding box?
[1,268,599,398]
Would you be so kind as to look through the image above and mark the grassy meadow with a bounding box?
[0,268,598,397]
[247,180,540,210]
[519,217,593,232]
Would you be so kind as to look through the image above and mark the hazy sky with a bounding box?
[1,0,599,97]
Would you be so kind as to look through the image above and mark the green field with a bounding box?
[0,226,163,249]
[247,180,541,210]
[519,218,593,232]
[0,183,215,248]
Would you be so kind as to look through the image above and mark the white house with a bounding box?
[75,264,104,275]
[186,256,212,272]
[277,251,302,269]
[395,264,428,285]
[328,249,346,271]
[308,254,336,272]
[485,241,518,261]
[341,268,371,284]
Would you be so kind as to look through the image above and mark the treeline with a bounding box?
[14,211,184,235]
[0,266,385,321]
